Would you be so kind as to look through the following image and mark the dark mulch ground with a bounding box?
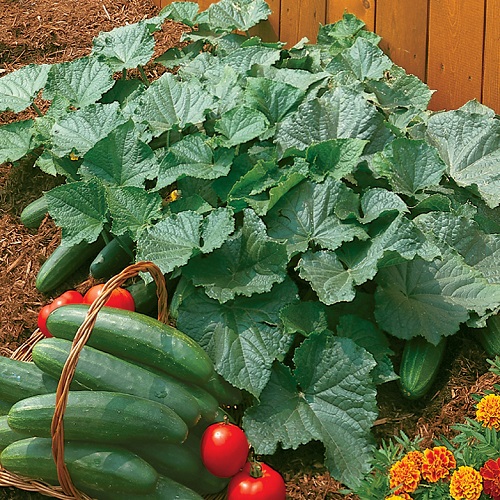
[0,1,495,498]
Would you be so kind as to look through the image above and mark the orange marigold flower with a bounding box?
[476,394,500,430]
[389,455,421,494]
[449,466,482,500]
[421,446,456,482]
[480,458,500,499]
[405,450,424,469]
[385,495,412,500]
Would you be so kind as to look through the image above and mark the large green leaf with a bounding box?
[336,314,397,384]
[160,1,199,26]
[136,208,235,275]
[0,64,50,112]
[45,178,108,245]
[415,211,500,285]
[214,106,270,147]
[0,120,36,164]
[359,188,408,223]
[106,186,163,239]
[298,215,441,305]
[183,209,288,302]
[305,138,368,182]
[243,333,378,488]
[176,278,299,397]
[265,178,368,257]
[244,77,305,124]
[43,57,114,108]
[80,120,158,187]
[374,252,500,344]
[371,138,446,196]
[276,86,387,155]
[133,72,214,137]
[426,105,500,208]
[50,102,127,156]
[157,134,234,189]
[195,0,271,32]
[326,37,392,81]
[220,46,281,75]
[91,20,156,71]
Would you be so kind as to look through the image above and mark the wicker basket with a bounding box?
[0,261,224,500]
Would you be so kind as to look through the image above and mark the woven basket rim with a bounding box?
[1,261,168,500]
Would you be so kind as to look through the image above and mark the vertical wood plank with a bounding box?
[427,0,485,111]
[326,0,376,32]
[375,0,428,81]
[196,0,215,11]
[483,0,500,112]
[280,0,327,46]
[249,0,280,41]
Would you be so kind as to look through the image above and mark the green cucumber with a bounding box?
[46,304,215,386]
[100,475,203,500]
[131,440,229,496]
[89,234,134,279]
[398,336,448,400]
[32,337,201,427]
[126,278,159,316]
[476,315,500,357]
[0,437,158,496]
[36,238,105,293]
[0,356,58,403]
[8,391,188,445]
[20,196,49,229]
[0,415,30,451]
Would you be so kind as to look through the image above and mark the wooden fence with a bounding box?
[155,0,500,114]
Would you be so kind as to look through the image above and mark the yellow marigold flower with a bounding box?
[421,446,456,482]
[449,466,482,500]
[386,495,412,500]
[389,455,421,494]
[476,394,500,430]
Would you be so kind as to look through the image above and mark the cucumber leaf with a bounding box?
[176,278,299,397]
[243,333,378,489]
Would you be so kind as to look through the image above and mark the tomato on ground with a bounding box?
[83,284,135,311]
[200,421,250,478]
[227,461,286,500]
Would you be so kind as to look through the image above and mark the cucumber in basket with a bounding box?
[0,437,159,496]
[0,356,59,403]
[7,391,188,445]
[46,303,215,386]
[0,415,30,451]
[131,439,229,496]
[31,337,202,427]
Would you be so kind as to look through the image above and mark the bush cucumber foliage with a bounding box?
[1,0,500,488]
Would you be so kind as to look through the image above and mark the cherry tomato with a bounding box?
[200,421,250,478]
[37,304,54,337]
[51,290,84,309]
[83,284,135,311]
[227,461,286,500]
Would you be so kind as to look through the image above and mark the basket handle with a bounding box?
[50,261,168,499]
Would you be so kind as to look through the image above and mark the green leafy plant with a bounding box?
[1,0,499,488]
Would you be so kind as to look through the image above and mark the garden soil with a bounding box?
[0,0,498,498]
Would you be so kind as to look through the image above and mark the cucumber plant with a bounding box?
[1,0,499,489]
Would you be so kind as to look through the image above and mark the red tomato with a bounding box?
[51,290,84,309]
[37,289,83,337]
[227,461,286,500]
[83,284,135,311]
[200,421,250,478]
[37,304,54,337]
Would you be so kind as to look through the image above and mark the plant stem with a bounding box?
[138,66,150,87]
[122,68,127,80]
[31,102,44,117]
